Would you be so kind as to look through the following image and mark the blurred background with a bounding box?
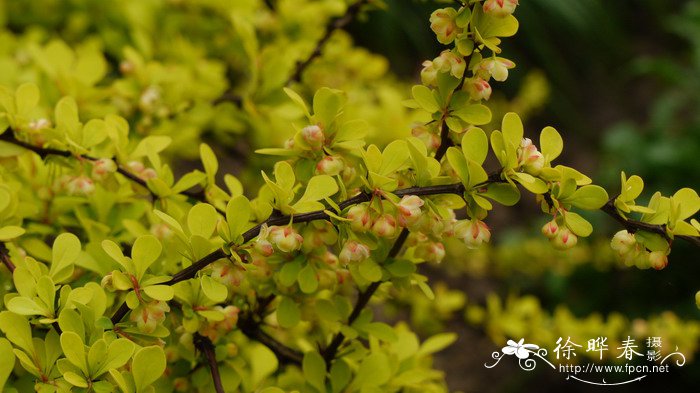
[1,0,698,391]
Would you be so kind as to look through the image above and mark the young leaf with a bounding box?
[540,126,563,162]
[303,351,327,393]
[277,297,301,328]
[411,85,440,113]
[569,185,609,210]
[187,203,219,238]
[60,331,88,375]
[461,128,488,165]
[564,211,593,237]
[132,346,166,393]
[132,235,162,280]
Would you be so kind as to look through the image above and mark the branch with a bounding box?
[600,198,700,248]
[286,0,371,86]
[0,242,16,273]
[193,333,225,393]
[0,131,223,215]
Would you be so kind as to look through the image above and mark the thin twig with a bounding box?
[193,333,225,393]
[0,242,15,273]
[286,0,371,85]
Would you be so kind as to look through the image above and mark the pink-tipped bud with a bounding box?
[301,124,325,150]
[611,230,637,255]
[541,219,559,239]
[433,50,466,79]
[91,158,117,180]
[518,138,545,175]
[483,0,519,17]
[320,250,339,266]
[339,240,371,264]
[269,226,303,252]
[480,57,516,82]
[430,8,459,44]
[455,219,491,249]
[66,176,95,196]
[467,77,492,101]
[254,238,274,257]
[397,195,424,227]
[412,124,441,152]
[372,213,397,238]
[316,155,344,176]
[551,228,578,250]
[648,251,668,270]
[346,204,373,232]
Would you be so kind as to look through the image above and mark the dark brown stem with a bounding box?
[1,131,223,215]
[0,242,16,273]
[287,0,371,85]
[193,333,225,393]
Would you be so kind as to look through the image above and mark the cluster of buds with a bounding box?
[483,0,519,17]
[268,225,304,252]
[466,77,492,101]
[518,138,545,175]
[478,57,516,82]
[339,240,371,265]
[91,158,117,180]
[421,50,466,86]
[541,218,578,250]
[455,219,491,249]
[300,124,325,150]
[346,196,425,237]
[199,305,240,341]
[610,230,668,270]
[429,8,460,44]
[126,160,158,180]
[130,300,170,333]
[316,155,344,176]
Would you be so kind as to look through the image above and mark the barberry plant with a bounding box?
[0,1,699,392]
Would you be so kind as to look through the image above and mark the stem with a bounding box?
[1,131,224,215]
[193,333,225,393]
[286,0,371,85]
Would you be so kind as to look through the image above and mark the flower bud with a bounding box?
[254,238,274,256]
[412,124,441,151]
[66,176,95,196]
[483,0,519,17]
[430,8,459,44]
[433,50,466,79]
[551,228,577,250]
[346,204,373,232]
[648,251,668,270]
[301,124,325,150]
[397,195,424,227]
[139,86,161,111]
[131,301,170,333]
[100,273,114,291]
[91,158,117,180]
[421,60,438,86]
[455,219,491,249]
[611,230,636,256]
[320,250,339,266]
[316,155,344,176]
[28,118,51,131]
[415,241,446,263]
[269,226,303,252]
[339,240,371,264]
[211,261,245,287]
[467,77,492,101]
[372,213,397,237]
[541,219,559,239]
[518,138,545,175]
[480,57,516,82]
